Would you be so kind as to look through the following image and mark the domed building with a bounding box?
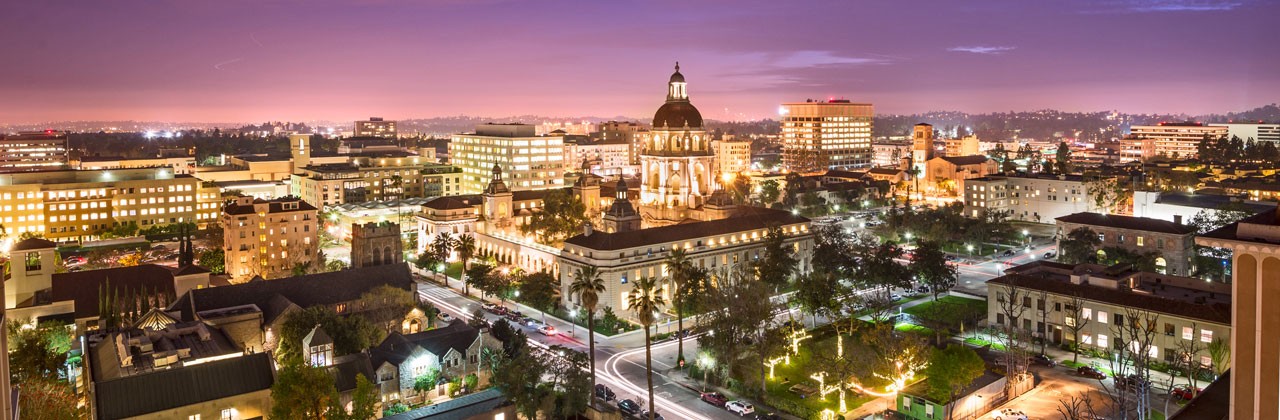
[640,63,716,224]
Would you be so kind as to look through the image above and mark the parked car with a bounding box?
[482,302,503,314]
[537,325,557,336]
[1031,354,1056,367]
[993,408,1028,420]
[1001,249,1016,257]
[1115,374,1151,391]
[726,401,755,416]
[700,392,729,407]
[504,312,523,323]
[521,316,538,327]
[594,384,616,401]
[616,399,642,416]
[436,312,454,323]
[890,294,903,301]
[1043,251,1056,259]
[1172,384,1202,400]
[1077,365,1107,379]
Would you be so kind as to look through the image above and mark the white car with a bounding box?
[437,312,454,323]
[537,325,558,336]
[725,401,754,416]
[993,408,1028,420]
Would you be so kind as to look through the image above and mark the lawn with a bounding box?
[902,295,986,319]
[894,322,933,336]
[761,335,878,419]
[963,336,1007,351]
[443,262,464,279]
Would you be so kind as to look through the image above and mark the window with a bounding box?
[1114,314,1124,327]
[997,313,1005,325]
[1136,236,1144,247]
[1081,333,1092,345]
[1201,329,1213,343]
[189,416,201,420]
[1183,326,1194,340]
[1082,308,1092,320]
[1065,316,1076,327]
[1097,334,1109,348]
[1164,323,1175,336]
[1200,355,1212,367]
[220,408,235,420]
[1097,311,1108,324]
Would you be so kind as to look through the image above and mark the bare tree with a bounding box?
[1035,289,1051,354]
[994,281,1031,382]
[1056,391,1104,420]
[1102,308,1160,420]
[1063,293,1091,364]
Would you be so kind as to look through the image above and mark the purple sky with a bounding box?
[2,0,1276,123]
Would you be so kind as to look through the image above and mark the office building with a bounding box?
[563,138,633,176]
[872,140,913,168]
[355,117,397,138]
[290,157,460,208]
[221,196,319,281]
[1124,123,1228,160]
[73,154,197,175]
[962,174,1097,223]
[639,63,716,223]
[1196,205,1280,419]
[0,167,211,242]
[1055,212,1197,276]
[986,261,1230,372]
[0,130,68,171]
[944,135,980,157]
[449,123,565,194]
[780,99,873,173]
[1210,122,1280,143]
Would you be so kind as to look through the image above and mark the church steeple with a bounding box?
[667,61,687,101]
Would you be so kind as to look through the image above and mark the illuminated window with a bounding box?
[1096,311,1108,324]
[1200,329,1213,343]
[1097,334,1108,348]
[220,408,235,420]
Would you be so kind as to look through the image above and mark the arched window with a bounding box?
[1154,257,1167,274]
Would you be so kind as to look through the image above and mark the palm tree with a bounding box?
[456,234,477,295]
[664,248,694,362]
[628,277,666,420]
[569,266,606,393]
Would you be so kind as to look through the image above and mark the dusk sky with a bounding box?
[3,0,1276,124]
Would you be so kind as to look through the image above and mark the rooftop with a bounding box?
[170,263,415,323]
[222,196,318,215]
[51,264,185,319]
[371,322,480,368]
[936,155,991,166]
[1055,212,1196,235]
[564,207,809,251]
[93,352,273,420]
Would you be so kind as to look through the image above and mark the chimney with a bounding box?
[583,222,593,237]
[1173,214,1183,225]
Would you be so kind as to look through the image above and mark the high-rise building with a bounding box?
[1126,123,1227,159]
[449,124,565,194]
[780,99,873,173]
[1196,205,1280,420]
[597,121,646,164]
[639,63,715,223]
[221,196,319,281]
[1210,122,1280,144]
[354,117,397,138]
[711,138,752,176]
[0,130,68,171]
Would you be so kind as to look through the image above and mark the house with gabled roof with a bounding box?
[370,321,491,403]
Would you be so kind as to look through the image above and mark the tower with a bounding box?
[5,237,57,309]
[290,133,311,173]
[699,174,737,221]
[351,222,403,269]
[640,63,715,225]
[483,163,513,226]
[571,160,602,216]
[602,179,641,233]
[911,123,934,173]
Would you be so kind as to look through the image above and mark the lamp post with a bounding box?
[966,243,974,257]
[569,309,577,337]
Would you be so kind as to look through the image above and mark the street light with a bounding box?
[966,244,974,256]
[698,353,715,392]
[569,309,577,337]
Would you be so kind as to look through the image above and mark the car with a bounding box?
[1001,249,1016,257]
[521,316,538,327]
[1031,354,1056,367]
[616,399,642,416]
[1172,384,1202,400]
[726,401,755,416]
[890,294,903,301]
[537,325,557,336]
[754,413,782,420]
[151,244,167,250]
[993,408,1028,420]
[594,384,616,401]
[1115,374,1151,391]
[1077,365,1107,379]
[437,312,454,323]
[700,392,729,407]
[1044,251,1056,259]
[482,302,503,314]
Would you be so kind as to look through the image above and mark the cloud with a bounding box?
[1088,0,1243,13]
[947,46,1016,55]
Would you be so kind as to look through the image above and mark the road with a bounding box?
[417,280,741,420]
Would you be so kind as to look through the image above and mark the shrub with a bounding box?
[463,373,478,392]
[383,403,409,416]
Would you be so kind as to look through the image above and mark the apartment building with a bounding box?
[563,138,632,176]
[73,155,196,175]
[711,138,752,176]
[0,167,210,242]
[1211,122,1280,144]
[962,174,1097,223]
[449,123,565,194]
[290,157,460,208]
[221,196,319,281]
[354,117,397,138]
[1123,123,1228,160]
[986,261,1231,368]
[1055,212,1197,276]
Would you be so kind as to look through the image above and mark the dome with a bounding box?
[653,101,703,128]
[669,70,685,84]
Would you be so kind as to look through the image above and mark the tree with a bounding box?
[759,179,782,204]
[456,234,477,294]
[1208,337,1230,377]
[1063,293,1091,364]
[517,271,560,321]
[910,240,958,301]
[1055,142,1073,175]
[728,173,753,205]
[628,277,666,420]
[118,252,143,267]
[356,285,415,334]
[465,263,495,298]
[990,143,1016,173]
[276,306,380,362]
[1059,227,1101,265]
[1085,176,1130,215]
[545,345,592,418]
[664,248,701,361]
[698,268,780,395]
[793,270,843,328]
[569,265,606,392]
[347,374,380,420]
[994,280,1031,379]
[7,319,72,382]
[1056,391,1104,420]
[754,226,799,288]
[17,377,86,420]
[924,344,985,420]
[429,232,456,276]
[1101,308,1160,420]
[519,188,590,245]
[860,322,929,396]
[490,319,529,358]
[198,248,225,274]
[491,350,548,420]
[270,356,339,420]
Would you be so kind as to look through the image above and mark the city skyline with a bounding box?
[3,0,1278,124]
